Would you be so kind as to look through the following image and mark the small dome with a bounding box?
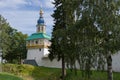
[37,17,44,25]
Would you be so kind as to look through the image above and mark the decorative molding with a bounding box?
[26,44,49,48]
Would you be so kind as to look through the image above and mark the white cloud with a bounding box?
[0,0,54,10]
[23,0,54,9]
[0,0,54,35]
[26,0,41,7]
[0,0,27,9]
[1,9,53,35]
[44,0,54,8]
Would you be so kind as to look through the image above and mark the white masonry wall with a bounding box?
[27,48,120,72]
[41,52,120,72]
[112,51,120,72]
[0,57,2,63]
[27,48,42,60]
[27,48,51,66]
[27,48,44,66]
[43,48,49,57]
[42,58,62,68]
[0,49,2,63]
[27,47,62,68]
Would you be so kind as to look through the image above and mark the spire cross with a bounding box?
[40,4,43,17]
[40,9,43,17]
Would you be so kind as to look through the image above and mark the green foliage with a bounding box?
[0,15,27,63]
[50,0,120,79]
[49,1,77,79]
[0,15,13,55]
[71,0,120,79]
[49,0,75,61]
[2,64,34,76]
[4,31,27,63]
[2,64,61,80]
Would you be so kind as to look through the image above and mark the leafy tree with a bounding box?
[50,0,120,80]
[49,0,75,79]
[0,15,13,56]
[49,0,120,80]
[4,31,27,63]
[93,1,120,80]
[69,0,120,80]
[0,15,27,63]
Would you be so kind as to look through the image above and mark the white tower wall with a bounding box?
[112,51,120,72]
[27,48,50,66]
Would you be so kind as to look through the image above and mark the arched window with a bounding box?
[35,40,38,44]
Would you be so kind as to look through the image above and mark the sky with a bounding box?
[0,0,54,35]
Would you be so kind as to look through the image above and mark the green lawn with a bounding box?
[2,64,61,80]
[0,72,23,80]
[65,70,120,80]
[2,64,120,80]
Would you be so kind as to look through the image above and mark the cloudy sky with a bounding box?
[0,0,54,35]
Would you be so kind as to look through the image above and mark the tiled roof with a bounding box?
[26,33,51,40]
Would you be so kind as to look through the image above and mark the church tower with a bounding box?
[25,9,51,66]
[36,9,46,33]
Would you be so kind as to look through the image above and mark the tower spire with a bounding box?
[40,8,43,17]
[37,7,44,25]
[40,4,43,17]
[36,8,46,33]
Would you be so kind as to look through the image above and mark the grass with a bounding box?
[1,63,120,80]
[0,72,23,80]
[65,70,120,80]
[2,64,61,80]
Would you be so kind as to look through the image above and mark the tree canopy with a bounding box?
[0,15,27,63]
[49,0,120,80]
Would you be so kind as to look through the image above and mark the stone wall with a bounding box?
[27,48,120,72]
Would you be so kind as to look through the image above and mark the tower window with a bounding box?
[36,41,38,44]
[39,48,41,51]
[42,27,43,31]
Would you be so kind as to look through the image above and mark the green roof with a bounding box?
[26,33,51,40]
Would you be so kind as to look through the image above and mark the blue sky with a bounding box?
[0,0,54,35]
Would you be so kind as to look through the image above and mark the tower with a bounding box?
[36,9,46,33]
[25,9,51,66]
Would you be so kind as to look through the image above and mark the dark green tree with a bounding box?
[49,0,75,79]
[0,15,27,63]
[4,31,27,63]
[69,0,120,80]
[93,1,120,80]
[0,15,13,57]
[49,0,120,80]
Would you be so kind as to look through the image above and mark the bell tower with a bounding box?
[26,8,51,66]
[36,9,46,33]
